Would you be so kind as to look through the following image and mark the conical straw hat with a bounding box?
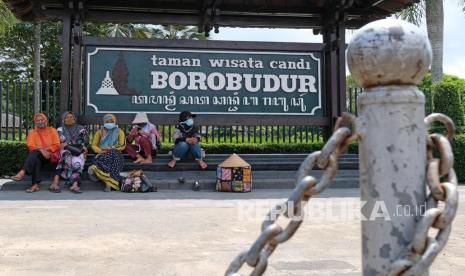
[132,112,149,124]
[218,153,250,168]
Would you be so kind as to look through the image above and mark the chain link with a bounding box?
[389,113,458,276]
[226,113,458,276]
[225,115,356,276]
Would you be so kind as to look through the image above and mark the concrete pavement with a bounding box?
[0,188,464,275]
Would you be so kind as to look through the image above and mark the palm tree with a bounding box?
[85,23,206,40]
[398,0,465,82]
[158,25,206,40]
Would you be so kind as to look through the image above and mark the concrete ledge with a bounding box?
[1,170,360,191]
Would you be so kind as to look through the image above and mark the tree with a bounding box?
[33,22,40,113]
[84,23,206,40]
[0,22,205,81]
[85,23,134,38]
[398,0,465,83]
[157,25,206,40]
[0,22,63,81]
[0,0,16,34]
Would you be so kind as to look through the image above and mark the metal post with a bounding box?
[347,19,432,275]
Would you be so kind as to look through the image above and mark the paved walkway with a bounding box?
[0,188,464,275]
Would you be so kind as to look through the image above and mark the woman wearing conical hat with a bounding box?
[125,112,160,164]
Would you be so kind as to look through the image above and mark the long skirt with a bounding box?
[89,149,124,190]
[55,150,85,186]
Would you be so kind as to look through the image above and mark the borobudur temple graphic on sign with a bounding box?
[96,71,119,95]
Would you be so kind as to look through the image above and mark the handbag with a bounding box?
[65,144,83,156]
[37,130,61,164]
[50,151,61,163]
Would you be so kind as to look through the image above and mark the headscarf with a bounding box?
[100,113,119,148]
[34,113,48,129]
[60,111,86,144]
[103,113,117,124]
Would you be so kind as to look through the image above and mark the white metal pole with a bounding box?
[347,19,432,275]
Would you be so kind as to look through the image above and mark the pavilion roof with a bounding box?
[5,0,417,30]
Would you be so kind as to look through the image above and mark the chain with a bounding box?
[225,113,357,276]
[389,113,459,276]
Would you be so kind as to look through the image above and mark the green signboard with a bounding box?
[85,46,322,116]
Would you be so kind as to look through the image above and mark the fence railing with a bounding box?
[86,124,325,144]
[0,80,60,141]
[0,81,433,144]
[346,86,434,116]
[346,87,361,115]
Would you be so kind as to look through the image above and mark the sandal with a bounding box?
[167,160,177,168]
[26,184,40,193]
[11,171,25,181]
[49,186,61,193]
[11,175,24,181]
[71,188,82,194]
[197,160,208,170]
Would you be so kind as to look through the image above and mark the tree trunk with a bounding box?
[33,22,41,113]
[425,0,443,82]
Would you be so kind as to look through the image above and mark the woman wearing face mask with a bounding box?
[167,111,207,169]
[11,113,60,193]
[89,114,126,191]
[49,112,88,193]
[125,112,160,164]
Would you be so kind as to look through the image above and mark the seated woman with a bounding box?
[167,111,207,169]
[11,113,60,193]
[49,112,88,194]
[125,112,160,164]
[88,114,126,192]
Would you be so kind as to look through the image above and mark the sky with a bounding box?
[210,1,465,78]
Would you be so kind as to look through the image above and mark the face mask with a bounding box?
[137,123,147,128]
[183,118,194,126]
[36,121,46,128]
[104,123,116,129]
[64,117,75,126]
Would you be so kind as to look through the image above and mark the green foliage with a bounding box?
[453,135,465,182]
[158,25,206,40]
[417,73,432,92]
[396,2,425,26]
[1,22,206,81]
[158,142,359,154]
[185,143,325,154]
[0,22,63,81]
[0,140,28,176]
[346,75,359,88]
[84,23,206,40]
[418,73,434,114]
[431,76,465,130]
[0,0,16,34]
